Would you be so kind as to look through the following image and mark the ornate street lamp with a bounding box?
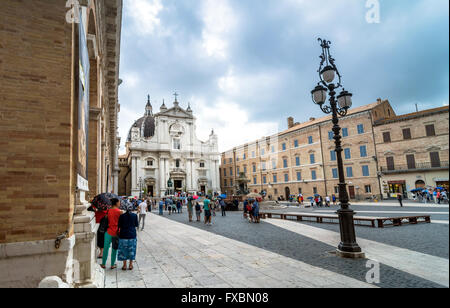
[138,177,144,199]
[311,38,364,258]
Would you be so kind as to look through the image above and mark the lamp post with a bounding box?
[311,38,364,258]
[138,177,144,199]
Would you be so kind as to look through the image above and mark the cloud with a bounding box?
[191,97,279,152]
[125,0,163,36]
[200,0,238,59]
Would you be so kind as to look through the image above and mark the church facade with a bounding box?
[121,95,221,198]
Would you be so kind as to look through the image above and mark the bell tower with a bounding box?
[145,94,153,116]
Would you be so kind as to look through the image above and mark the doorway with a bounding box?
[348,186,356,199]
[200,185,206,195]
[174,180,183,191]
[285,187,291,201]
[147,185,154,197]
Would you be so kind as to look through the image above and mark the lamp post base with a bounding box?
[336,249,366,259]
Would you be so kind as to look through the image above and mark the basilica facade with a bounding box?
[120,95,221,198]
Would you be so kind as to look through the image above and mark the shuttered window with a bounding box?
[430,152,441,168]
[406,154,416,169]
[386,157,395,171]
[426,124,436,136]
[383,132,391,143]
[402,128,411,140]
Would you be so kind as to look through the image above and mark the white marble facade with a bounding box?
[126,96,220,198]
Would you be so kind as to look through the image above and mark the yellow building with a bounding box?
[374,106,449,199]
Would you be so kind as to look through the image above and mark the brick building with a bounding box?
[220,99,395,201]
[0,0,122,287]
[374,106,449,199]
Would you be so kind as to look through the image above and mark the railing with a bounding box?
[380,161,449,173]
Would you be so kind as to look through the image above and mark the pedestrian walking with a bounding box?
[243,199,249,219]
[137,200,148,231]
[325,196,331,207]
[101,198,123,270]
[159,199,164,215]
[195,201,202,222]
[332,194,337,206]
[176,199,181,213]
[397,194,403,207]
[117,203,139,271]
[203,197,212,225]
[187,195,194,222]
[220,198,226,217]
[252,200,260,223]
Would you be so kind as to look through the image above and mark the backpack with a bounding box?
[195,203,201,211]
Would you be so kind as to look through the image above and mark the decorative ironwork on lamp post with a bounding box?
[311,38,364,258]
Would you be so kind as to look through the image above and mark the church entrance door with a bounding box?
[174,180,183,192]
[147,185,154,197]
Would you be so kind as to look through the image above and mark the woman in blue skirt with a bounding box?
[117,203,139,270]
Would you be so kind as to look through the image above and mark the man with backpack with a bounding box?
[220,198,226,217]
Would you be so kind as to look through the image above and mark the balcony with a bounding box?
[380,161,449,174]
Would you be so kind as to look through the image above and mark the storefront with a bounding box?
[387,180,407,199]
[434,178,449,191]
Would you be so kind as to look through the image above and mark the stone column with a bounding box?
[159,157,166,196]
[186,159,192,192]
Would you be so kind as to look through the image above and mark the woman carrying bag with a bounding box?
[101,198,123,270]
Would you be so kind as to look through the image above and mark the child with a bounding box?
[195,202,202,222]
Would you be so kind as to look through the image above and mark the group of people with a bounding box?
[412,188,448,204]
[243,198,260,223]
[92,198,139,271]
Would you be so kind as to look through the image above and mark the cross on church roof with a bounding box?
[173,92,179,102]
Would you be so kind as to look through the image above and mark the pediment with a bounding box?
[156,106,193,119]
[384,150,395,156]
[426,146,441,152]
[404,149,416,154]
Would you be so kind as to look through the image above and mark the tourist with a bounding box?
[252,199,260,223]
[137,199,148,231]
[101,198,123,270]
[203,197,212,225]
[310,197,315,207]
[159,198,164,215]
[220,198,226,217]
[92,205,108,259]
[195,201,202,222]
[243,199,249,219]
[332,194,337,206]
[176,199,182,213]
[117,203,139,271]
[248,199,255,223]
[187,195,194,222]
[325,196,331,207]
[397,193,403,207]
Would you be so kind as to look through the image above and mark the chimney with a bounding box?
[287,117,294,129]
[309,117,316,121]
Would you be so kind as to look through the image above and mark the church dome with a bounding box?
[127,95,156,141]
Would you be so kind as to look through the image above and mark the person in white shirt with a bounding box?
[137,201,148,231]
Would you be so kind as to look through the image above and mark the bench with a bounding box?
[259,211,431,229]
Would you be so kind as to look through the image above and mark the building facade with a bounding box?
[374,106,449,199]
[120,96,221,198]
[0,0,122,287]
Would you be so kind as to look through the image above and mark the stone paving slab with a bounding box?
[101,213,377,288]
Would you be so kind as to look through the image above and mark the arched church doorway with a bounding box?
[415,180,425,189]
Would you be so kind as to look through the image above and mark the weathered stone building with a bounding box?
[0,0,122,287]
[374,106,449,199]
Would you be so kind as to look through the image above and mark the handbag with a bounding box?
[112,236,119,250]
[98,211,109,233]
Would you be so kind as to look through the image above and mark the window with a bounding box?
[200,162,205,168]
[263,176,267,184]
[253,164,256,173]
[406,154,416,169]
[236,157,239,162]
[252,151,255,158]
[230,167,233,176]
[330,150,337,161]
[273,175,277,183]
[311,170,317,180]
[243,154,246,160]
[229,158,232,164]
[386,157,395,171]
[294,140,299,148]
[261,149,265,156]
[342,128,348,137]
[274,189,278,195]
[262,162,266,171]
[357,124,364,134]
[344,148,351,159]
[230,180,233,186]
[328,131,334,140]
[430,152,441,168]
[272,160,277,169]
[237,167,240,174]
[283,159,288,168]
[253,177,257,185]
[360,145,367,158]
[296,156,300,166]
[346,167,353,177]
[310,154,315,164]
[224,179,227,187]
[313,187,318,194]
[332,168,338,179]
[175,159,181,168]
[402,128,411,140]
[147,160,153,167]
[362,165,370,177]
[334,186,339,194]
[383,132,391,143]
[173,138,181,150]
[425,124,436,137]
[284,174,289,182]
[282,143,286,151]
[244,166,247,174]
[271,146,275,153]
[308,136,313,144]
[223,169,227,177]
[296,172,302,181]
[365,185,372,193]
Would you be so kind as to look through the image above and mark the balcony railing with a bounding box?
[380,161,449,173]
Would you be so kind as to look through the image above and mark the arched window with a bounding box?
[176,159,181,168]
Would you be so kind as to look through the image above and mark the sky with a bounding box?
[117,0,449,154]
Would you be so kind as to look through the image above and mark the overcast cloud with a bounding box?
[117,0,449,154]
